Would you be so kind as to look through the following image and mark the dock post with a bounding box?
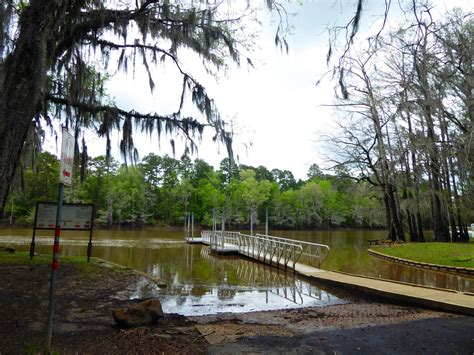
[265,207,269,235]
[212,208,216,232]
[222,209,225,232]
[250,211,253,236]
[184,212,187,239]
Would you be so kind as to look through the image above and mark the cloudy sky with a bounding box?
[84,0,471,180]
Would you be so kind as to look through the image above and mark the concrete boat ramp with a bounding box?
[300,267,474,317]
[187,231,474,316]
[249,254,474,317]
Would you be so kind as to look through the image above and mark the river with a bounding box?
[0,227,472,315]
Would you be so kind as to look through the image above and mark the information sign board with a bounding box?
[35,203,94,230]
[59,127,74,186]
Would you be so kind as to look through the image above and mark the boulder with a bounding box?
[113,298,164,328]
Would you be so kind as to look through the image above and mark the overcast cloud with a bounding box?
[79,0,473,180]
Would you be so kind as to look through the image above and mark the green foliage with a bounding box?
[307,163,324,179]
[5,149,388,229]
[5,151,59,224]
[240,169,272,211]
[272,168,297,190]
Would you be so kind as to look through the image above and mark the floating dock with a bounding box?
[184,237,203,244]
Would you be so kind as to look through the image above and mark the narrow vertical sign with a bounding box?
[59,127,74,186]
[45,127,74,352]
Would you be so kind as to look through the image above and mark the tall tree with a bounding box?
[327,7,472,242]
[0,0,250,218]
[0,0,370,219]
[328,49,406,241]
[239,169,272,233]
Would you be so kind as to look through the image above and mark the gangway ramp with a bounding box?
[200,230,329,268]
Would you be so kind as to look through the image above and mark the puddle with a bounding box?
[132,280,345,316]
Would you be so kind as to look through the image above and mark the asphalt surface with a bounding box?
[207,316,474,354]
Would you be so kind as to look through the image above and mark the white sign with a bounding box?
[59,127,74,186]
[35,203,94,230]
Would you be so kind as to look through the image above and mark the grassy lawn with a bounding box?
[374,242,474,269]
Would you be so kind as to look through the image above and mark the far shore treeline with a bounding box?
[0,151,451,235]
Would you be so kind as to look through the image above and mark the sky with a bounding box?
[77,0,472,180]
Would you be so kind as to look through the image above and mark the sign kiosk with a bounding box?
[30,202,95,261]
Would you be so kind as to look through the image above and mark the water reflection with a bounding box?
[130,245,344,316]
[0,228,472,295]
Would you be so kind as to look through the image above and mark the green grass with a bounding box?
[374,242,474,269]
[25,342,59,355]
[0,250,93,265]
[0,250,131,278]
[0,250,111,277]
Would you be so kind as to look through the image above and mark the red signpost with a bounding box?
[44,127,74,353]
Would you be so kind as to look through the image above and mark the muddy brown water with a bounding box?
[0,228,472,315]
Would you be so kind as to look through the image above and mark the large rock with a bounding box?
[113,298,164,328]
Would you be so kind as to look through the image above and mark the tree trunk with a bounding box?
[407,111,425,242]
[415,34,449,241]
[0,0,61,218]
[360,64,405,241]
[386,184,405,242]
[439,118,457,242]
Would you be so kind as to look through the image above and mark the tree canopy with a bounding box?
[0,0,370,219]
[0,0,255,218]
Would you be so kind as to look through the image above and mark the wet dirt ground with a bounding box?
[0,256,472,354]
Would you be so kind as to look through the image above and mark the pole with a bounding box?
[184,212,187,238]
[87,206,95,263]
[265,207,269,235]
[188,213,191,238]
[45,183,64,352]
[187,212,189,237]
[250,210,253,236]
[191,212,194,238]
[30,229,36,260]
[212,208,216,231]
[30,203,40,259]
[221,209,225,232]
[9,196,13,226]
[87,229,93,263]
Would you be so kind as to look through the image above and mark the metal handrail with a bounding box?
[200,230,330,270]
[256,233,330,268]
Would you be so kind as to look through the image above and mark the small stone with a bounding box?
[112,298,164,328]
[150,276,167,288]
